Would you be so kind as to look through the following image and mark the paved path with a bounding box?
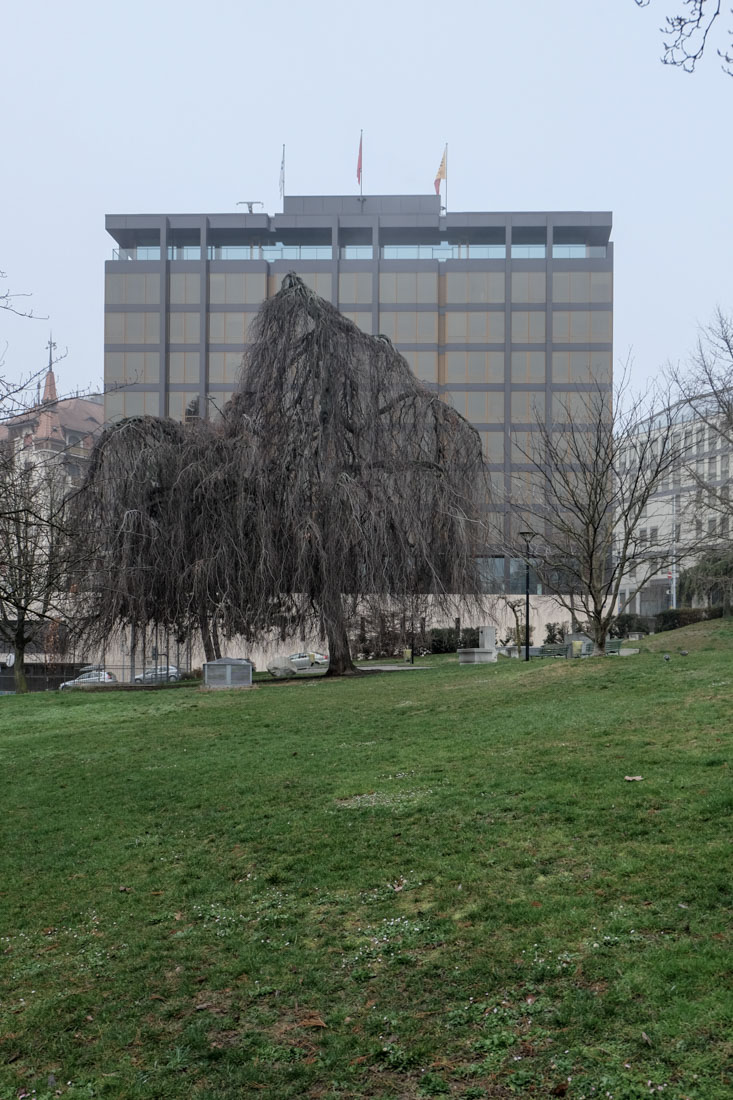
[358,663,431,671]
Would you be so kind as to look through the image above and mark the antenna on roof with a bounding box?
[237,201,264,214]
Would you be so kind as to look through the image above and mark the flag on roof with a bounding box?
[434,146,447,195]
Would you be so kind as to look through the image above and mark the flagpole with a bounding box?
[434,144,447,211]
[279,144,286,209]
[360,129,363,199]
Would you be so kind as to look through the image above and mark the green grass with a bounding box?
[1,622,732,1099]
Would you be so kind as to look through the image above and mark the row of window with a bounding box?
[106,270,612,308]
[449,391,603,426]
[105,349,612,388]
[475,557,545,595]
[112,243,609,264]
[105,352,246,386]
[105,389,235,422]
[105,309,612,347]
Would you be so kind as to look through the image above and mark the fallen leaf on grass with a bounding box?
[624,776,644,782]
[642,1031,652,1045]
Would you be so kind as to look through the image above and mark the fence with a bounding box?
[0,663,193,693]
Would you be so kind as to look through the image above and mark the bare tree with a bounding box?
[498,374,683,654]
[0,271,55,424]
[0,450,74,692]
[669,307,733,541]
[223,274,488,674]
[635,0,733,74]
[0,268,44,321]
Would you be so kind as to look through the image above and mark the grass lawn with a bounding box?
[1,621,731,1099]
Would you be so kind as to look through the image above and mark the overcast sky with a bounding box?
[2,0,731,399]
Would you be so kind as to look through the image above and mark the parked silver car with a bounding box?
[134,665,180,684]
[268,651,329,678]
[288,651,329,670]
[59,669,118,690]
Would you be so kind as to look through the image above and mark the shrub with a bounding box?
[653,606,724,632]
[430,627,459,653]
[544,621,567,644]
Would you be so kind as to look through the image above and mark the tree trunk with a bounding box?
[591,624,607,656]
[212,618,222,660]
[199,611,215,662]
[323,592,358,676]
[13,644,28,694]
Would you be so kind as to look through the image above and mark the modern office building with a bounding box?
[617,399,732,617]
[104,194,613,592]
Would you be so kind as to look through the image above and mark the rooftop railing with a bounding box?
[207,244,333,260]
[552,244,608,259]
[112,247,161,261]
[381,244,507,260]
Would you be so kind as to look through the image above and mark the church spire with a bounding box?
[42,334,58,405]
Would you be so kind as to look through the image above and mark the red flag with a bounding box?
[357,132,363,186]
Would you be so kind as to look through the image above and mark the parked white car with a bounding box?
[288,651,329,670]
[59,669,118,690]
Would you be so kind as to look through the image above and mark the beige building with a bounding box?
[104,193,613,598]
[1,357,104,485]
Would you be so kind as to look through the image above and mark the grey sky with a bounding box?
[3,0,731,398]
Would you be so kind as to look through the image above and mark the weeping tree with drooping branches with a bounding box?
[74,274,488,675]
[222,273,489,674]
[72,413,248,664]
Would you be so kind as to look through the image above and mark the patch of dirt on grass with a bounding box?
[208,1028,242,1049]
[335,789,431,809]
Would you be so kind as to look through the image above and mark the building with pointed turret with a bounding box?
[0,340,104,486]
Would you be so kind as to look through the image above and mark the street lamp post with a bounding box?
[518,531,534,662]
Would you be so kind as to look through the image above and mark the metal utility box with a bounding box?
[203,657,254,689]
